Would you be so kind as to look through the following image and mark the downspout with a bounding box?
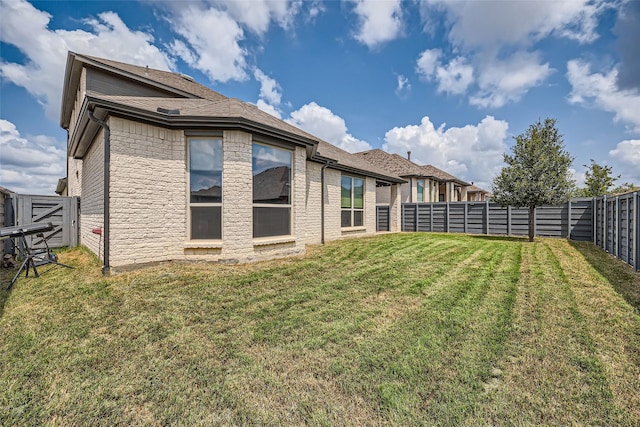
[88,110,110,275]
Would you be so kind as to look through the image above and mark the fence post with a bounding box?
[446,202,450,233]
[464,203,468,234]
[415,203,419,232]
[567,199,572,239]
[507,205,511,236]
[603,195,607,251]
[616,196,621,258]
[592,198,596,245]
[534,207,537,237]
[485,200,490,235]
[629,191,640,271]
[430,203,433,232]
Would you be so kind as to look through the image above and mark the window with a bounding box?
[188,138,222,239]
[341,175,364,227]
[417,179,425,202]
[253,143,292,238]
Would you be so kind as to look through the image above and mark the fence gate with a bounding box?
[12,194,79,249]
[376,206,390,232]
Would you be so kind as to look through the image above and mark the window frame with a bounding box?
[417,179,425,202]
[187,137,223,241]
[252,141,293,239]
[341,175,365,228]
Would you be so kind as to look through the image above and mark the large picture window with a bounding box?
[341,175,364,228]
[253,143,292,238]
[188,138,222,240]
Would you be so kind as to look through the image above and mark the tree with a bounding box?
[611,182,639,195]
[582,159,619,197]
[491,118,574,242]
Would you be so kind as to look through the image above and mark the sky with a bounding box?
[1,0,639,195]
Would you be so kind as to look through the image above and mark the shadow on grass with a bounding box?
[0,267,14,319]
[569,240,640,313]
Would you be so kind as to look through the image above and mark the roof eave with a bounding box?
[71,97,319,158]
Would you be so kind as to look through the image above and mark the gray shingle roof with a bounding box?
[67,53,406,183]
[80,54,228,102]
[355,149,426,177]
[355,149,470,185]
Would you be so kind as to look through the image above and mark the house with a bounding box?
[59,52,405,271]
[465,184,491,201]
[355,149,485,203]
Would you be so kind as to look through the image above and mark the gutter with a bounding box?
[88,110,110,275]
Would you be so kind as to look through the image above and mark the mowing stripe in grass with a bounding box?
[329,240,521,423]
[545,239,640,425]
[480,240,624,426]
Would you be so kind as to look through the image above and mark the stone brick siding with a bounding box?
[305,161,322,244]
[74,120,390,269]
[108,117,186,267]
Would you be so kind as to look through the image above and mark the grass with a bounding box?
[1,233,639,426]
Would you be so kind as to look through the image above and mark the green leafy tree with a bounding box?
[582,159,619,197]
[611,182,639,195]
[491,118,575,242]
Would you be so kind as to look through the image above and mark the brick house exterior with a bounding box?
[60,52,404,271]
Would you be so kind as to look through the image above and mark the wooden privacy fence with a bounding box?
[401,192,639,271]
[3,194,79,251]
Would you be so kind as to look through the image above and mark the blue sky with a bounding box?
[1,0,639,195]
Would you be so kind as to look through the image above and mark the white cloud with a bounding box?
[0,0,173,121]
[416,48,441,79]
[350,0,403,49]
[567,60,640,132]
[416,50,474,96]
[256,99,282,119]
[426,0,604,49]
[610,140,640,168]
[415,0,607,108]
[168,5,247,83]
[286,102,371,152]
[395,74,411,97]
[254,69,282,106]
[0,119,66,195]
[435,57,474,95]
[609,139,640,185]
[383,115,509,187]
[213,0,299,34]
[470,52,552,108]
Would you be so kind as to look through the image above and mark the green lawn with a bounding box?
[1,233,639,426]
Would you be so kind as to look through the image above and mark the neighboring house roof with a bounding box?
[0,186,13,195]
[61,52,405,185]
[466,184,490,194]
[355,149,470,185]
[315,143,406,184]
[355,149,427,177]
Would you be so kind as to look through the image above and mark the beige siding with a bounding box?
[323,168,342,242]
[365,177,376,232]
[305,161,323,244]
[108,117,186,267]
[67,157,83,197]
[79,128,105,259]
